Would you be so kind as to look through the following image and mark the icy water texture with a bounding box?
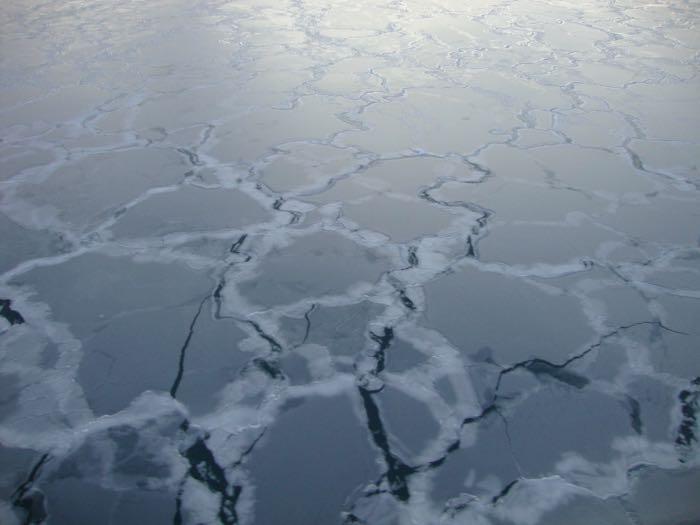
[1,0,700,524]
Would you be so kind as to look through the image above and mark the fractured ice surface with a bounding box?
[13,253,211,337]
[1,0,700,523]
[281,301,385,356]
[507,387,636,476]
[110,186,271,239]
[0,213,60,274]
[623,467,700,525]
[384,338,427,373]
[236,231,389,307]
[376,385,440,459]
[431,414,520,503]
[258,143,362,194]
[244,394,378,525]
[15,149,190,231]
[424,266,595,363]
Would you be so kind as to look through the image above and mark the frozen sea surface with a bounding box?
[1,0,700,523]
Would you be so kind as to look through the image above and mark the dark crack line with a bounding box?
[1,298,25,325]
[177,147,203,167]
[408,246,419,267]
[175,425,268,525]
[491,479,518,504]
[230,429,267,469]
[394,246,420,272]
[173,479,186,525]
[170,296,209,398]
[466,235,476,257]
[676,376,700,451]
[300,303,316,346]
[213,280,285,382]
[11,453,50,525]
[272,197,302,224]
[407,321,690,486]
[495,407,524,478]
[493,321,686,394]
[419,188,493,230]
[358,387,415,502]
[626,395,643,435]
[249,356,284,379]
[176,432,241,525]
[398,289,415,311]
[243,319,282,353]
[213,277,227,318]
[229,234,248,254]
[213,282,283,355]
[369,326,394,375]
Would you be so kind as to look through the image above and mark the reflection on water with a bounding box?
[1,0,700,523]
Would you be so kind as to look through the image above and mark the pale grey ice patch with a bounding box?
[423,265,596,364]
[342,195,456,243]
[14,149,189,231]
[507,386,637,476]
[622,466,700,525]
[243,393,378,525]
[0,213,64,274]
[110,186,271,239]
[12,252,211,337]
[237,231,389,307]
